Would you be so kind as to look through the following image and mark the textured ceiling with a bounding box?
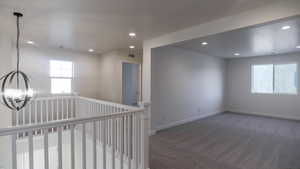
[173,15,300,58]
[0,0,280,54]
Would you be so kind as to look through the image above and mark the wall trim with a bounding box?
[151,111,223,134]
[226,109,300,121]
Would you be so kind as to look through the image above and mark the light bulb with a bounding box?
[26,89,34,97]
[4,89,23,99]
[281,26,291,30]
[129,32,136,37]
[201,42,208,46]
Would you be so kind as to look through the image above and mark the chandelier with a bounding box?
[0,12,33,111]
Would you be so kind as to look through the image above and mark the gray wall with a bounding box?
[17,47,142,102]
[19,46,103,99]
[151,46,225,131]
[225,52,300,120]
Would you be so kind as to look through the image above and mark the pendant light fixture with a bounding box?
[128,45,135,58]
[0,12,33,111]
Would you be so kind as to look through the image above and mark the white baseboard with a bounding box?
[226,109,300,121]
[151,111,223,134]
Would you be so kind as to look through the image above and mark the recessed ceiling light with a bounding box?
[26,40,35,45]
[296,46,300,49]
[129,32,136,37]
[234,53,240,56]
[88,49,94,52]
[129,45,135,49]
[201,42,208,46]
[281,25,291,30]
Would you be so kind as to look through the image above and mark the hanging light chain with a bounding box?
[16,14,20,89]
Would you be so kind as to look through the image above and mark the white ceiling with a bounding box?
[0,0,280,54]
[173,15,300,58]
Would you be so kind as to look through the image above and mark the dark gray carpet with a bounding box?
[150,112,300,169]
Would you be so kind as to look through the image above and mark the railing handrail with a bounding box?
[30,93,78,100]
[33,95,75,101]
[28,95,138,110]
[0,108,145,136]
[77,96,139,110]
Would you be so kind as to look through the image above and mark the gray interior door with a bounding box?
[122,63,139,106]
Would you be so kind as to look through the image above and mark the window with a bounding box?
[50,60,73,94]
[251,63,298,94]
[251,64,274,93]
[274,64,298,94]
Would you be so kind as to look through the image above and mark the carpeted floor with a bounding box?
[150,112,300,169]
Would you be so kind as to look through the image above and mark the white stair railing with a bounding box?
[12,95,77,137]
[2,95,149,169]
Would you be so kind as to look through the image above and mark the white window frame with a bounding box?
[49,60,74,94]
[251,63,298,95]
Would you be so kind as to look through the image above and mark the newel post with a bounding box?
[139,101,151,169]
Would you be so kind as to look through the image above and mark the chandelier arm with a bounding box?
[19,71,31,110]
[9,71,17,84]
[20,96,30,110]
[19,71,30,82]
[1,71,15,94]
[8,97,19,110]
[0,75,6,81]
[0,70,16,80]
[1,73,15,110]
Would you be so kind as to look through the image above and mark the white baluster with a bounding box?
[22,108,25,125]
[134,114,138,169]
[70,98,73,118]
[125,115,128,158]
[35,100,37,124]
[46,100,49,122]
[93,121,97,169]
[102,120,107,169]
[29,131,34,169]
[82,123,86,169]
[67,98,69,119]
[44,128,49,169]
[61,98,64,119]
[51,99,54,121]
[41,100,44,124]
[117,113,120,153]
[58,126,63,169]
[138,113,141,166]
[29,103,32,124]
[12,134,17,169]
[22,108,26,137]
[52,99,54,132]
[128,115,132,169]
[57,98,59,120]
[16,110,19,126]
[112,119,116,169]
[120,117,124,169]
[71,125,75,169]
[141,109,148,169]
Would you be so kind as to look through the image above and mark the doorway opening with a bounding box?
[122,62,140,106]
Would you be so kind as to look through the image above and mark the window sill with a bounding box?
[251,92,298,96]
